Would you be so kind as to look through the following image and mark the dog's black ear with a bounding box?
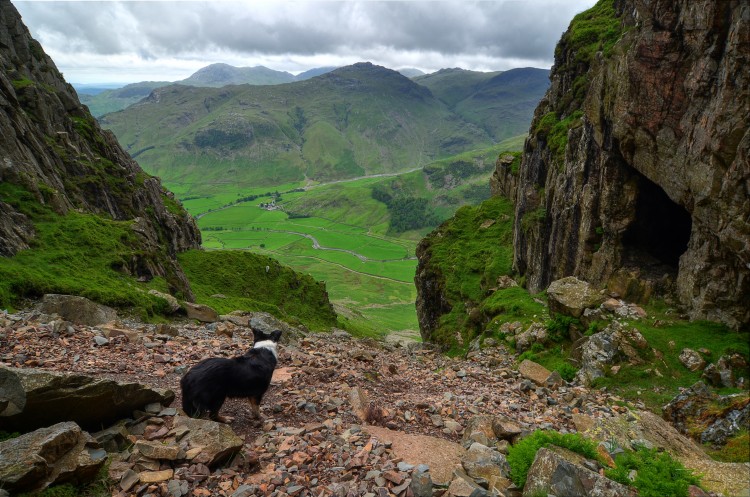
[252,328,264,343]
[271,330,282,342]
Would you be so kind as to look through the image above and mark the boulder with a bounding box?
[523,446,636,497]
[462,416,496,448]
[461,442,510,491]
[514,322,548,353]
[679,348,706,372]
[249,312,305,344]
[0,421,106,494]
[575,321,649,385]
[173,416,244,467]
[36,294,117,326]
[184,302,219,323]
[0,366,174,432]
[147,290,181,314]
[546,277,605,318]
[702,354,749,388]
[518,359,552,387]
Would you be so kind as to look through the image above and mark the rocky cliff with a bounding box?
[0,2,201,298]
[511,0,748,328]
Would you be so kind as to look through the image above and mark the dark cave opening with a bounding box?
[622,171,692,269]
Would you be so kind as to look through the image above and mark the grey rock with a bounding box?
[410,470,433,497]
[173,415,243,468]
[148,290,181,314]
[184,302,219,323]
[94,336,109,346]
[37,294,117,326]
[523,447,636,497]
[0,366,174,432]
[546,277,605,318]
[461,442,510,482]
[0,421,106,494]
[679,348,706,372]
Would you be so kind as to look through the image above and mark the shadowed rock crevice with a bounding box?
[621,169,692,271]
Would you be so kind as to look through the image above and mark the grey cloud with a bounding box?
[14,0,596,77]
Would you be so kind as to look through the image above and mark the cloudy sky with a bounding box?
[14,0,597,85]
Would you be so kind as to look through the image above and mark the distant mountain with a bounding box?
[178,63,295,87]
[416,67,550,141]
[79,81,170,117]
[101,62,493,192]
[294,67,337,80]
[80,64,340,117]
[399,68,425,78]
[73,83,129,95]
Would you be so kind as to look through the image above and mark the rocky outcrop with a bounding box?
[523,446,636,497]
[509,0,749,329]
[0,366,174,432]
[0,421,106,494]
[0,2,200,297]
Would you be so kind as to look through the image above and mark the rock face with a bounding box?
[0,2,201,297]
[509,0,749,329]
[0,366,174,432]
[0,421,106,494]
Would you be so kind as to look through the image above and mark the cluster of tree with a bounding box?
[193,129,249,149]
[371,183,439,233]
[287,211,311,219]
[424,159,481,187]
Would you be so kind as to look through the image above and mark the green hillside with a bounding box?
[101,63,494,195]
[416,67,550,140]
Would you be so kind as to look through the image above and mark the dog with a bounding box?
[180,328,282,423]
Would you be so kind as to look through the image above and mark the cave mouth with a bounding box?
[622,170,692,270]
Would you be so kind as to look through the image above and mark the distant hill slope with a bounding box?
[415,67,550,141]
[79,64,339,117]
[101,62,493,193]
[79,81,170,117]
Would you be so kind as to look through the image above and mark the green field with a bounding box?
[179,139,525,335]
[198,189,420,336]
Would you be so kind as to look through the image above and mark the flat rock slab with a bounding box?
[365,425,465,485]
[0,366,174,432]
[518,359,552,386]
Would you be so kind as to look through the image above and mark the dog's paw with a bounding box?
[216,415,235,424]
[251,417,263,428]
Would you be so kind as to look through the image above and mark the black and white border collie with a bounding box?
[180,328,282,423]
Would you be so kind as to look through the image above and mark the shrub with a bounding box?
[605,446,701,497]
[507,430,599,487]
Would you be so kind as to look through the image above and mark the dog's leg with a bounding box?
[248,397,263,426]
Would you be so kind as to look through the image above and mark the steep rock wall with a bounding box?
[0,2,201,298]
[512,0,749,328]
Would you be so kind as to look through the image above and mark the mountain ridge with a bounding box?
[100,62,508,193]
